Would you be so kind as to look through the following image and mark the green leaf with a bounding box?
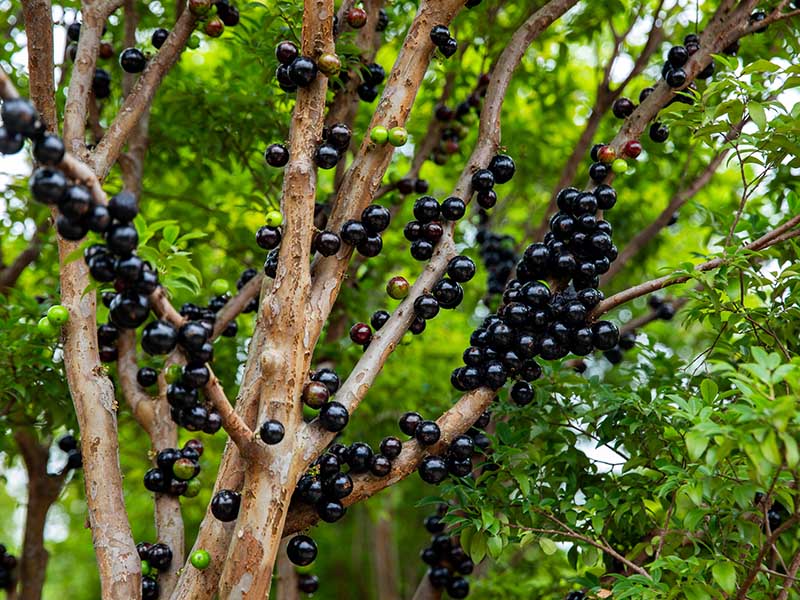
[747,102,766,130]
[686,429,710,461]
[538,537,557,556]
[712,562,736,594]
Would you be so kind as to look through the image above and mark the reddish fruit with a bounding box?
[622,139,642,159]
[597,145,616,164]
[349,322,372,345]
[205,18,224,37]
[346,7,368,28]
[99,42,114,59]
[387,276,410,299]
[302,381,330,409]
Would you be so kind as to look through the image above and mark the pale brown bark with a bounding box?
[372,516,400,600]
[21,0,57,130]
[411,577,441,600]
[285,388,496,535]
[0,67,19,100]
[276,539,301,600]
[0,222,48,294]
[91,7,198,178]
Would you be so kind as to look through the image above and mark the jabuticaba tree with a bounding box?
[1,0,800,598]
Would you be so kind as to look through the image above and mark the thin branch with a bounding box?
[284,388,496,535]
[0,66,20,100]
[91,7,198,179]
[777,547,800,600]
[602,116,748,284]
[411,576,442,600]
[204,369,256,454]
[117,329,156,432]
[0,221,49,294]
[593,215,800,318]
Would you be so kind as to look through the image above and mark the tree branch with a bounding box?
[204,369,256,454]
[284,388,495,535]
[210,272,263,340]
[593,215,800,318]
[0,66,20,100]
[601,116,748,284]
[117,329,155,432]
[90,6,198,179]
[21,0,57,130]
[0,221,48,294]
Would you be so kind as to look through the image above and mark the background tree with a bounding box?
[1,0,800,598]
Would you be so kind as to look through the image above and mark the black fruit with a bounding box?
[399,411,423,436]
[489,154,516,183]
[211,489,241,522]
[152,28,169,48]
[119,48,146,73]
[109,190,139,222]
[287,535,317,566]
[259,419,285,444]
[265,143,289,167]
[319,401,349,432]
[419,456,447,484]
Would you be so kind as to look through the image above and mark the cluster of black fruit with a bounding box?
[408,409,491,484]
[0,98,111,243]
[419,505,473,598]
[297,571,319,595]
[275,40,321,92]
[404,195,467,262]
[395,176,429,196]
[450,156,621,398]
[476,220,517,297]
[610,31,736,145]
[0,546,16,591]
[432,74,490,167]
[144,439,204,498]
[315,122,352,169]
[54,433,83,474]
[293,434,400,523]
[755,492,788,531]
[337,203,392,258]
[137,541,173,600]
[64,22,115,100]
[354,61,387,103]
[430,25,458,58]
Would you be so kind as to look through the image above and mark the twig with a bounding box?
[0,66,19,100]
[91,6,198,179]
[0,221,49,294]
[285,388,496,535]
[204,369,256,454]
[592,216,800,318]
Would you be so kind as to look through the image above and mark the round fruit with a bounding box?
[370,125,389,144]
[152,28,169,48]
[275,41,298,65]
[349,322,372,345]
[265,144,289,167]
[419,455,447,484]
[597,145,616,163]
[612,158,628,174]
[622,139,642,159]
[259,419,285,444]
[430,25,450,46]
[388,127,408,147]
[190,549,210,570]
[37,316,58,338]
[441,196,465,220]
[287,535,317,566]
[399,411,423,436]
[33,134,65,164]
[211,489,241,522]
[319,401,349,432]
[137,367,158,388]
[288,56,318,87]
[488,154,516,183]
[386,276,410,299]
[46,304,69,325]
[119,48,146,73]
[346,7,367,28]
[172,457,198,480]
[415,420,441,445]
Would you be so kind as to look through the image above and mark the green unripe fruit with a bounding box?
[184,478,202,498]
[165,364,183,384]
[46,304,69,325]
[388,127,408,147]
[370,126,389,145]
[386,276,410,299]
[37,317,58,338]
[210,279,229,295]
[187,35,201,50]
[612,158,628,174]
[41,347,54,359]
[190,549,211,570]
[265,210,283,227]
[142,561,152,576]
[172,457,198,481]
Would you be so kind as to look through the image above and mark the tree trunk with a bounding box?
[276,539,300,600]
[372,515,400,600]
